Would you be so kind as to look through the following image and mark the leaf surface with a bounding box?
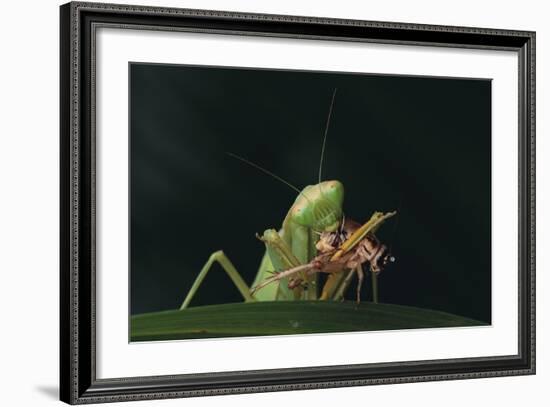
[131,301,486,341]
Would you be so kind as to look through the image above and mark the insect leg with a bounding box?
[320,272,350,300]
[356,266,365,305]
[251,263,315,294]
[332,269,355,301]
[179,250,254,310]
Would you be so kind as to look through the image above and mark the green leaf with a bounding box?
[130,301,487,342]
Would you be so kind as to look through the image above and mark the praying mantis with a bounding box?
[180,90,396,310]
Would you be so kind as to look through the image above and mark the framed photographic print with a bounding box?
[60,1,536,404]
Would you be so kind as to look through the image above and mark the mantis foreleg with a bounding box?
[180,250,254,310]
[254,229,303,300]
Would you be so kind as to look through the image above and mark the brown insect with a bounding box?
[251,211,397,304]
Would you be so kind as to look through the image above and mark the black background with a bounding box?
[130,63,491,323]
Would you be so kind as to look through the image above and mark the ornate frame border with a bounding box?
[60,2,535,404]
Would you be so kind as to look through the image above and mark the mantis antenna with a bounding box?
[226,152,313,203]
[228,88,338,203]
[318,88,338,184]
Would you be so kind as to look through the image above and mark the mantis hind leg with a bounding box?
[332,269,355,301]
[371,270,379,304]
[330,266,368,304]
[179,250,254,310]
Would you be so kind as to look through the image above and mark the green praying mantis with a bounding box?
[180,90,396,310]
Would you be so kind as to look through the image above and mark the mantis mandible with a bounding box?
[180,90,396,309]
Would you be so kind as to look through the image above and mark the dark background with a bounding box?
[130,63,491,323]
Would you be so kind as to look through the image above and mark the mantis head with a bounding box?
[291,180,344,233]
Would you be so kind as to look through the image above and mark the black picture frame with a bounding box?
[60,2,536,404]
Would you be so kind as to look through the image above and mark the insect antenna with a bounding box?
[387,199,401,255]
[226,152,312,203]
[318,88,338,184]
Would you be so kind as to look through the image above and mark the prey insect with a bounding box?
[180,89,396,309]
[252,212,396,304]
